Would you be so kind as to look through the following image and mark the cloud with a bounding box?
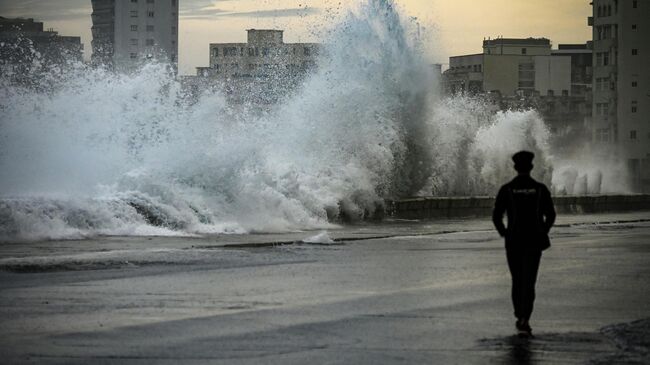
[179,0,242,18]
[180,7,229,19]
[212,7,321,18]
[1,0,320,22]
[0,0,91,21]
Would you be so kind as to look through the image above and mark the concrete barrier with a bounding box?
[389,194,650,219]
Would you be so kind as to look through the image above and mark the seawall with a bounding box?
[389,194,650,219]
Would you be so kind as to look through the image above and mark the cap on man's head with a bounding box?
[512,150,534,171]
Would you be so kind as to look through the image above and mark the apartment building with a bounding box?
[445,38,572,97]
[91,0,178,72]
[590,0,650,191]
[443,38,590,141]
[0,17,83,84]
[195,29,320,104]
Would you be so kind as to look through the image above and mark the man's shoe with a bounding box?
[515,319,524,331]
[516,319,533,338]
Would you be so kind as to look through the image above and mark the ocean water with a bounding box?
[0,0,622,242]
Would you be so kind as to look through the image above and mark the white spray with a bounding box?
[0,0,617,242]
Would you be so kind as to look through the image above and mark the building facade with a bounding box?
[0,17,83,84]
[445,38,573,97]
[195,29,320,104]
[590,0,650,191]
[91,0,178,72]
[443,38,590,141]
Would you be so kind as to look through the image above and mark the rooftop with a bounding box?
[483,37,551,47]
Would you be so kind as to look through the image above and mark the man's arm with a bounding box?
[541,185,556,233]
[492,186,508,237]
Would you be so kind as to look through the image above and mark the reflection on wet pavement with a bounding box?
[479,318,650,364]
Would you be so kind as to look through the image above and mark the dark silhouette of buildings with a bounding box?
[0,17,83,85]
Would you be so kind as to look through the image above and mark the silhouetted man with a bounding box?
[492,151,556,337]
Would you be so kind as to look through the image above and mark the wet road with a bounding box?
[1,216,650,364]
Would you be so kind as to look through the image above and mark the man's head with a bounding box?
[512,150,534,174]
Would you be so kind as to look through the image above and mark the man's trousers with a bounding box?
[506,248,542,320]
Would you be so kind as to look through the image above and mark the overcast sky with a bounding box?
[0,0,592,75]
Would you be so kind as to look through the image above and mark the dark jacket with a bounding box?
[492,175,556,251]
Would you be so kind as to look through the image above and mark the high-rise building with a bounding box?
[91,0,178,72]
[590,0,649,191]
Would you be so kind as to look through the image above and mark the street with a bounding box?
[1,213,649,364]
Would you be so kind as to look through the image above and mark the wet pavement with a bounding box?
[1,212,649,364]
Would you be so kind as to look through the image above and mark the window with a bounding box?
[630,130,637,140]
[632,49,638,55]
[147,0,154,3]
[596,128,610,142]
[171,26,176,34]
[130,38,138,45]
[172,0,177,6]
[632,24,637,30]
[131,0,137,2]
[632,81,638,87]
[304,47,311,56]
[602,25,613,39]
[223,47,237,56]
[147,11,154,17]
[596,103,609,116]
[607,5,612,16]
[130,11,138,17]
[262,47,269,56]
[213,48,218,57]
[562,90,569,96]
[632,101,638,113]
[596,52,610,66]
[130,25,138,31]
[633,0,637,8]
[130,52,137,59]
[518,80,534,88]
[521,48,527,55]
[596,77,611,91]
[171,54,176,62]
[146,25,154,31]
[547,90,554,96]
[146,39,154,46]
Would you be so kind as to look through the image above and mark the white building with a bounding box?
[91,0,178,72]
[590,0,650,191]
[197,29,319,80]
[442,38,597,148]
[195,29,320,104]
[445,38,572,97]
